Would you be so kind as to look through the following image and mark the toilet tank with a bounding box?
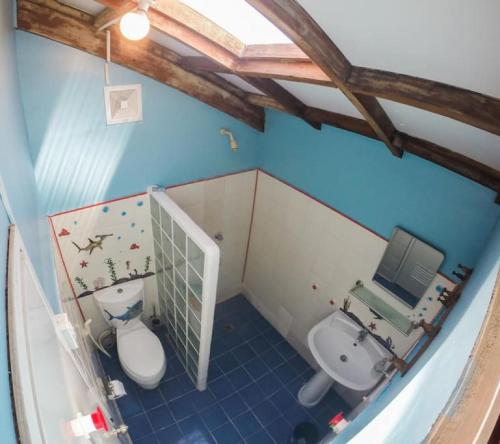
[93,280,144,329]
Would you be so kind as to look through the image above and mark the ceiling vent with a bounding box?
[104,84,143,125]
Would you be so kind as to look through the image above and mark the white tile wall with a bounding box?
[167,170,256,302]
[243,171,454,362]
[50,194,157,337]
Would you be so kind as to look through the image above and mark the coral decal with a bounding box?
[130,243,140,250]
[72,234,113,254]
[80,260,89,268]
[105,258,118,283]
[58,228,70,237]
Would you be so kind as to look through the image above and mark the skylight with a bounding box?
[180,0,291,44]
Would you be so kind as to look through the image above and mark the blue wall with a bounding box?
[260,111,500,277]
[335,216,500,444]
[0,1,57,308]
[15,32,263,215]
[0,196,15,444]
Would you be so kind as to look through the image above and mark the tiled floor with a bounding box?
[101,294,350,443]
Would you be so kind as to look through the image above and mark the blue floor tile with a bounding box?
[253,399,281,426]
[256,372,282,396]
[155,423,183,444]
[226,367,253,390]
[216,352,239,373]
[220,393,248,419]
[137,387,165,410]
[248,335,272,355]
[232,343,256,364]
[135,433,159,444]
[261,349,285,369]
[101,294,352,444]
[273,362,298,385]
[169,394,197,421]
[127,412,153,440]
[147,404,175,431]
[208,376,234,400]
[212,422,243,444]
[267,416,293,443]
[245,429,274,444]
[232,411,261,438]
[270,388,296,411]
[243,357,269,380]
[178,414,213,443]
[239,383,265,408]
[199,405,228,431]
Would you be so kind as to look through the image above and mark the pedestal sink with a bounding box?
[298,309,392,407]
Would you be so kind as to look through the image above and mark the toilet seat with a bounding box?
[117,323,166,387]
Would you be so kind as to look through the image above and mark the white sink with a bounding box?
[309,309,392,392]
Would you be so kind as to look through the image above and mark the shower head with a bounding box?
[220,128,238,151]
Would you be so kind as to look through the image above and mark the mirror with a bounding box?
[373,228,444,308]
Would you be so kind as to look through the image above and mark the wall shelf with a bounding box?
[349,281,414,335]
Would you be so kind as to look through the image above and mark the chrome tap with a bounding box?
[356,329,369,342]
[373,357,390,374]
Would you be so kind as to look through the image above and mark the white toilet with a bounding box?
[94,279,166,389]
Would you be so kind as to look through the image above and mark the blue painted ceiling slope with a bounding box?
[14,33,499,278]
[259,110,500,277]
[15,31,264,216]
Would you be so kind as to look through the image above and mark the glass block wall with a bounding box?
[149,189,220,390]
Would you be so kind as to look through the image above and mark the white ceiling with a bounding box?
[292,0,500,169]
[297,0,500,98]
[50,0,500,170]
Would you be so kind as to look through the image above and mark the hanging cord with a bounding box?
[104,30,111,86]
[84,319,112,358]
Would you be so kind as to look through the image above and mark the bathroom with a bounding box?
[1,0,500,443]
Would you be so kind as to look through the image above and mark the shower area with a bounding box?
[149,187,220,390]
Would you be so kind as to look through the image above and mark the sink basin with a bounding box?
[308,309,392,392]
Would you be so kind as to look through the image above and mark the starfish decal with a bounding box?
[80,260,88,268]
[368,322,377,331]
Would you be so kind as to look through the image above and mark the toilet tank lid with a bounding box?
[93,279,144,303]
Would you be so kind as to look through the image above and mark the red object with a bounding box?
[58,228,70,237]
[369,322,377,331]
[130,243,140,250]
[80,260,88,268]
[329,412,344,426]
[91,407,108,432]
[312,284,318,290]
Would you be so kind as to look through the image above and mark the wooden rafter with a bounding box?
[95,0,319,128]
[17,0,264,131]
[182,54,500,139]
[241,77,321,129]
[246,0,403,157]
[248,94,500,196]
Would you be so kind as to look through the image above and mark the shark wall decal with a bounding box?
[104,300,143,324]
[72,234,113,254]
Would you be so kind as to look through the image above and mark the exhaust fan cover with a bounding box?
[104,84,143,125]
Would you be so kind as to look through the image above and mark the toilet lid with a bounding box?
[118,326,165,378]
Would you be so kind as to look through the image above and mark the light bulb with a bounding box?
[120,9,150,41]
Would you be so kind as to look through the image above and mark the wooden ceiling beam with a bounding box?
[246,0,403,157]
[248,93,500,197]
[241,43,309,61]
[182,55,500,137]
[241,77,321,129]
[17,0,264,131]
[99,0,320,128]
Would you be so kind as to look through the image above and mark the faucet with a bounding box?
[356,328,369,342]
[373,357,390,374]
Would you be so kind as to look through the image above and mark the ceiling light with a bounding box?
[120,0,151,41]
